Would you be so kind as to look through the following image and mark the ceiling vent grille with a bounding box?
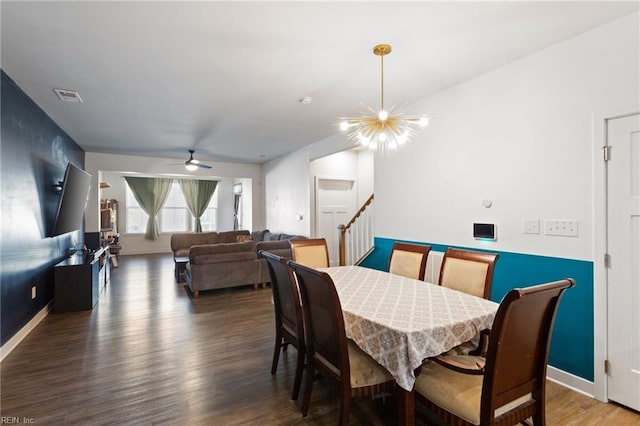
[53,88,83,103]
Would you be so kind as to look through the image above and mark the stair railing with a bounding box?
[338,194,374,266]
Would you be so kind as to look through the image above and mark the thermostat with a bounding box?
[473,223,496,241]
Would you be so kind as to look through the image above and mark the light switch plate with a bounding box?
[544,220,579,237]
[523,219,540,234]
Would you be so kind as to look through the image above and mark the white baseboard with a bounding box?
[547,365,594,398]
[0,301,53,362]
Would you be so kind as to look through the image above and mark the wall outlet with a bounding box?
[544,220,579,237]
[523,219,540,234]
[31,286,36,299]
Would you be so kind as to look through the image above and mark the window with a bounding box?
[200,194,218,232]
[126,187,148,234]
[125,181,218,234]
[160,182,191,233]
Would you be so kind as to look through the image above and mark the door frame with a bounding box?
[593,104,640,402]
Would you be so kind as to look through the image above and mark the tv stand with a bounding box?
[54,247,110,313]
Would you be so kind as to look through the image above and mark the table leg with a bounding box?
[397,387,415,426]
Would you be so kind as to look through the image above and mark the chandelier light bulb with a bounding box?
[378,132,387,142]
[357,132,370,147]
[378,110,388,121]
[340,121,349,131]
[419,117,430,127]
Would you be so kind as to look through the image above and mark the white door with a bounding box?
[606,112,640,411]
[315,178,356,266]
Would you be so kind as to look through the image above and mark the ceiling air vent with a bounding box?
[53,88,83,103]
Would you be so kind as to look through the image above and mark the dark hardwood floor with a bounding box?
[1,254,638,425]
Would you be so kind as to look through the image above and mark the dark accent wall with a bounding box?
[1,70,85,346]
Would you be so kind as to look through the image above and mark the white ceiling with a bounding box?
[2,1,638,164]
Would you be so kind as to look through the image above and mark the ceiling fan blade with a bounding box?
[166,149,212,169]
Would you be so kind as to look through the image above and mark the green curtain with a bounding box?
[124,177,173,240]
[178,179,218,232]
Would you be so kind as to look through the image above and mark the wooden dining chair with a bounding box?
[388,242,432,280]
[438,248,499,299]
[415,278,575,426]
[259,250,305,401]
[289,260,395,424]
[290,238,330,268]
[438,248,499,355]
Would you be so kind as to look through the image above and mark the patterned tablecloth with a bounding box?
[320,265,499,391]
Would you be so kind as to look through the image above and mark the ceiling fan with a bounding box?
[181,149,212,171]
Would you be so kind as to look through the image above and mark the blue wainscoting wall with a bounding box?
[360,237,594,381]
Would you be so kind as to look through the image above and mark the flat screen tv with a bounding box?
[51,163,92,237]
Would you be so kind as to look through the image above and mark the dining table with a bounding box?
[319,265,499,426]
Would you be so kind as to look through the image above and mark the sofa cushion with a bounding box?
[190,241,255,255]
[256,240,292,259]
[171,232,219,252]
[237,234,253,242]
[190,241,257,264]
[251,229,269,242]
[193,251,257,264]
[217,230,250,243]
[174,247,191,258]
[263,231,275,241]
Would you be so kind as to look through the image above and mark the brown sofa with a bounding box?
[170,229,306,297]
[252,229,307,259]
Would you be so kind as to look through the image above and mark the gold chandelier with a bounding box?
[338,44,430,154]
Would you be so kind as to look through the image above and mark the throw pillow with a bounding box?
[237,235,253,242]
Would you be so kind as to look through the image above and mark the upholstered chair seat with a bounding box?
[417,360,533,425]
[346,340,394,388]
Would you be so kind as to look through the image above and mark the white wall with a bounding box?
[85,152,263,254]
[263,148,311,236]
[373,11,638,261]
[357,149,375,202]
[310,148,374,207]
